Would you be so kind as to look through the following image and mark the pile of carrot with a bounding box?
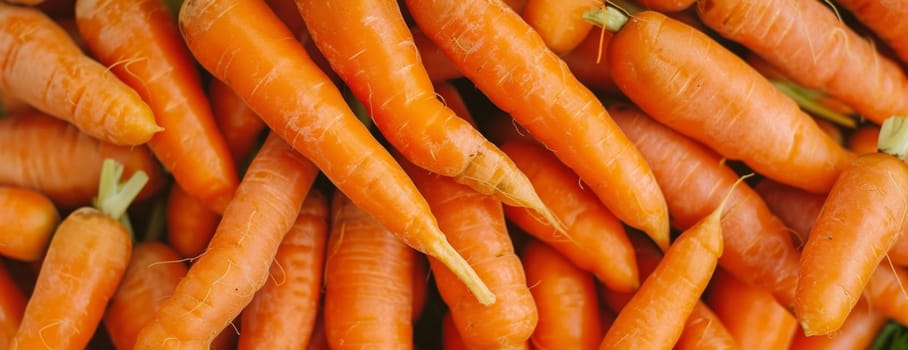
[4,0,908,348]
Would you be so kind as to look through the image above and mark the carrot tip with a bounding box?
[429,239,496,305]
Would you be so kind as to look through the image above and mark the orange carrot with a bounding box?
[104,242,188,350]
[697,0,908,125]
[405,0,670,250]
[520,0,602,54]
[412,28,463,83]
[863,263,908,327]
[707,268,798,350]
[0,187,59,261]
[753,179,824,249]
[238,190,328,350]
[560,29,619,94]
[834,0,908,65]
[590,7,854,194]
[324,191,415,349]
[849,125,882,155]
[208,78,267,168]
[442,312,469,350]
[179,0,493,305]
[500,139,639,292]
[134,133,319,348]
[165,184,220,260]
[75,0,239,213]
[0,261,26,350]
[0,111,164,209]
[0,2,160,146]
[788,298,886,350]
[306,309,328,350]
[521,239,601,350]
[634,0,695,12]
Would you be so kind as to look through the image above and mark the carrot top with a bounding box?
[92,159,149,234]
[878,116,908,159]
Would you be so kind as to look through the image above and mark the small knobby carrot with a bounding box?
[104,242,188,350]
[179,0,493,305]
[324,191,416,349]
[405,0,670,250]
[134,133,319,349]
[0,2,160,146]
[11,159,147,350]
[789,298,886,350]
[707,268,798,350]
[520,0,602,54]
[0,186,59,261]
[207,78,267,169]
[591,7,854,194]
[0,261,26,350]
[0,111,164,209]
[75,0,239,214]
[238,190,328,350]
[697,0,908,125]
[166,184,220,260]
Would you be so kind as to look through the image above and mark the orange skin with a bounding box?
[104,242,188,350]
[707,269,798,350]
[208,78,267,168]
[0,186,59,261]
[520,0,602,54]
[0,112,164,209]
[306,309,329,350]
[607,10,854,194]
[0,3,159,146]
[863,264,908,327]
[609,103,801,308]
[401,156,537,350]
[796,152,908,335]
[324,192,416,349]
[499,139,639,292]
[789,298,886,350]
[848,125,881,156]
[834,0,908,65]
[11,207,132,350]
[636,0,695,12]
[753,179,825,250]
[442,312,469,350]
[179,0,493,305]
[134,133,319,349]
[0,261,26,350]
[560,29,619,94]
[238,190,328,350]
[697,0,908,125]
[521,239,601,350]
[412,28,463,83]
[405,0,670,250]
[165,184,220,259]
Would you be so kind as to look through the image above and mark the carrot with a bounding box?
[238,189,328,350]
[499,139,639,292]
[849,124,882,155]
[521,239,601,350]
[863,263,908,327]
[324,191,416,349]
[411,254,429,321]
[0,111,164,209]
[412,28,463,83]
[0,187,59,261]
[707,268,798,349]
[265,0,305,35]
[834,0,908,66]
[179,0,494,305]
[0,2,160,146]
[165,184,220,260]
[11,158,147,350]
[589,7,854,194]
[103,242,187,350]
[134,133,319,348]
[442,312,469,350]
[75,0,239,213]
[208,78,267,168]
[696,0,908,125]
[401,156,537,349]
[520,0,602,54]
[296,0,559,231]
[789,298,886,350]
[633,0,695,12]
[0,261,26,350]
[405,0,670,250]
[559,29,619,94]
[752,179,824,249]
[608,103,801,308]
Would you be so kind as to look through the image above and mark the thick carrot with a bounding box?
[208,78,266,168]
[559,29,619,94]
[104,242,187,350]
[0,187,59,261]
[520,0,602,54]
[405,0,670,250]
[179,0,493,305]
[165,184,220,259]
[789,298,886,350]
[0,261,26,350]
[707,268,798,349]
[521,239,601,350]
[0,111,164,209]
[500,139,639,292]
[238,190,328,350]
[0,2,160,146]
[75,0,239,213]
[697,0,908,125]
[591,7,854,194]
[324,191,415,349]
[134,133,319,348]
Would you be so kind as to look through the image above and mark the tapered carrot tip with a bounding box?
[429,239,496,305]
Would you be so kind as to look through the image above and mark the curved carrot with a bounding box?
[560,29,619,94]
[789,298,886,350]
[75,0,239,213]
[405,0,670,250]
[208,78,267,168]
[0,111,164,209]
[0,261,26,350]
[324,191,415,349]
[165,184,220,259]
[104,242,187,350]
[520,0,602,54]
[500,139,639,292]
[0,2,159,146]
[707,268,798,350]
[697,0,908,125]
[134,133,319,348]
[238,190,328,350]
[179,0,493,305]
[592,7,854,194]
[0,186,59,261]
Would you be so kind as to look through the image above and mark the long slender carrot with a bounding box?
[788,298,886,350]
[0,111,164,209]
[134,133,319,348]
[74,0,238,214]
[208,78,266,168]
[0,261,26,350]
[165,184,220,260]
[520,0,602,54]
[707,268,798,350]
[405,0,670,250]
[0,2,160,146]
[697,0,908,125]
[589,7,854,194]
[0,187,59,261]
[238,189,328,350]
[179,0,493,305]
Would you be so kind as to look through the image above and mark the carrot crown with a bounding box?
[878,117,908,159]
[582,5,629,33]
[92,158,149,233]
